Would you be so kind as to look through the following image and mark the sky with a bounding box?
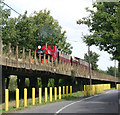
[4,0,118,71]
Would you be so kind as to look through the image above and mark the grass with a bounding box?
[2,91,84,113]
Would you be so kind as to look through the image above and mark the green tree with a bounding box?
[32,10,73,54]
[84,51,99,70]
[2,10,73,54]
[77,2,120,72]
[0,0,11,42]
[0,0,11,26]
[107,66,120,78]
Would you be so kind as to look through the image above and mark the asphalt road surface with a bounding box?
[13,89,120,115]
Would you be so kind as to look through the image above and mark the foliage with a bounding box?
[8,76,17,91]
[48,78,54,87]
[106,66,120,78]
[84,51,99,70]
[97,69,107,74]
[0,0,11,40]
[77,2,120,71]
[2,9,73,54]
[0,0,11,26]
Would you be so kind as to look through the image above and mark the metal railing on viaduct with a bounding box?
[0,40,120,100]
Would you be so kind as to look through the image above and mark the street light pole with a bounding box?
[88,45,92,85]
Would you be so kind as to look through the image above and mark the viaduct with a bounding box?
[1,40,120,101]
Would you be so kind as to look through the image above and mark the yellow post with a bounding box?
[39,88,42,104]
[50,87,52,102]
[66,86,68,97]
[16,88,19,108]
[84,85,86,96]
[24,88,27,107]
[45,87,47,103]
[63,86,65,98]
[59,86,61,99]
[70,86,72,96]
[32,88,35,105]
[5,89,9,111]
[54,87,57,100]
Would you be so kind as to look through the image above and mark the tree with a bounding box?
[2,9,73,54]
[0,0,11,25]
[77,2,120,72]
[107,66,120,78]
[0,0,11,41]
[32,10,73,54]
[84,51,99,70]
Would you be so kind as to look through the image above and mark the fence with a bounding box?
[4,84,120,112]
[84,84,111,96]
[116,84,120,89]
[4,86,72,111]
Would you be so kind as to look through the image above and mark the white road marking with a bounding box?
[55,90,117,115]
[55,95,97,115]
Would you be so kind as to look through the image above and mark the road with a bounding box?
[14,89,120,115]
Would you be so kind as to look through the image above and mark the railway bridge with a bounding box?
[1,40,120,100]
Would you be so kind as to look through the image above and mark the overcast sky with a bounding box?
[4,0,118,70]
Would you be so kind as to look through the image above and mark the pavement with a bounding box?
[5,89,120,115]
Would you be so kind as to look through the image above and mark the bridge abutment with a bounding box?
[54,77,59,87]
[41,76,49,94]
[17,76,20,89]
[28,76,39,97]
[2,75,5,102]
[6,77,10,89]
[76,78,83,91]
[19,77,25,99]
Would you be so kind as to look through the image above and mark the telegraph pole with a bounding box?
[88,45,92,85]
[114,60,116,88]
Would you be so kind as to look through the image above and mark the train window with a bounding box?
[46,55,48,59]
[36,49,44,54]
[36,49,45,59]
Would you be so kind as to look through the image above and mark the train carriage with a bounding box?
[34,44,90,70]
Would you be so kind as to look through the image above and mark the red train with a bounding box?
[34,44,90,70]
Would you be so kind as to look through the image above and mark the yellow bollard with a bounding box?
[54,87,57,100]
[24,88,27,107]
[39,88,42,104]
[84,85,86,96]
[66,86,68,97]
[116,84,118,89]
[45,87,47,103]
[70,86,72,96]
[50,87,52,102]
[59,86,61,99]
[16,88,19,108]
[5,89,9,111]
[32,88,35,105]
[63,86,65,98]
